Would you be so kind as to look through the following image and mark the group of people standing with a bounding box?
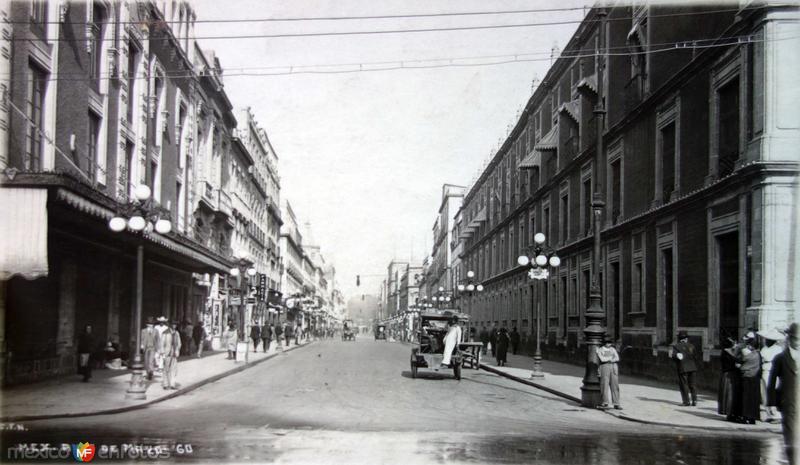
[477,325,522,367]
[222,320,311,360]
[140,316,185,390]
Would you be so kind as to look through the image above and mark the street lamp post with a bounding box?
[581,7,608,408]
[517,233,560,379]
[230,260,256,349]
[456,270,484,315]
[108,184,172,400]
[432,286,452,309]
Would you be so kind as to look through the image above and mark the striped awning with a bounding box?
[577,74,598,96]
[518,150,541,170]
[559,100,581,125]
[0,187,48,279]
[534,126,559,151]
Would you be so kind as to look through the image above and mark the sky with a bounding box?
[190,0,589,300]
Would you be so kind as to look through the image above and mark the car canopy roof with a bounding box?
[419,309,470,321]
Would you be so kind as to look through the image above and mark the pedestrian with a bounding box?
[758,328,784,423]
[275,323,283,348]
[737,332,762,424]
[295,324,303,345]
[155,316,168,376]
[180,320,193,356]
[192,321,206,358]
[223,323,238,359]
[496,327,510,366]
[671,330,699,406]
[596,334,622,410]
[160,320,181,390]
[510,327,521,355]
[489,324,498,357]
[768,323,798,465]
[77,324,95,382]
[479,325,489,355]
[261,322,272,353]
[250,323,261,352]
[718,336,740,420]
[284,323,292,347]
[440,317,462,368]
[141,316,159,380]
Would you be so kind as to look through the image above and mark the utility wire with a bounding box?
[3,30,792,82]
[6,5,592,25]
[4,6,764,42]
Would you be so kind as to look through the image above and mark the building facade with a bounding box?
[427,184,465,295]
[456,3,799,387]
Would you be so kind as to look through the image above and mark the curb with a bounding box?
[2,342,315,423]
[479,363,582,404]
[480,363,781,434]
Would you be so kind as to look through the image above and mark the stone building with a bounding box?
[456,3,799,386]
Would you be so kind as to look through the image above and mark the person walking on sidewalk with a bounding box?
[261,322,272,353]
[671,330,699,406]
[510,327,521,355]
[737,332,762,424]
[141,316,159,380]
[496,327,510,366]
[596,335,622,410]
[284,323,293,348]
[77,324,95,382]
[295,324,303,345]
[479,325,489,355]
[718,336,741,420]
[160,320,181,390]
[192,321,206,358]
[768,323,798,465]
[275,323,284,349]
[758,328,784,423]
[155,316,168,376]
[489,324,498,357]
[224,323,238,359]
[250,323,261,352]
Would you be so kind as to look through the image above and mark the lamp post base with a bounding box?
[530,351,545,379]
[125,357,147,400]
[581,383,602,407]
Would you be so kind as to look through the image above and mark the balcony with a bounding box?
[215,188,234,228]
[197,181,217,211]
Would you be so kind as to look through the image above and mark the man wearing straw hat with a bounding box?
[758,327,784,423]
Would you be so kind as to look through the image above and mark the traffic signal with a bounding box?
[356,275,360,286]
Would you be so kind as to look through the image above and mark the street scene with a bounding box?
[0,0,799,464]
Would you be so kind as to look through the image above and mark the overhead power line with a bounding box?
[2,31,793,82]
[4,7,766,42]
[7,5,591,25]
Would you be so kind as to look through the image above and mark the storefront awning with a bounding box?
[534,126,559,152]
[518,150,542,170]
[559,100,581,125]
[0,187,48,279]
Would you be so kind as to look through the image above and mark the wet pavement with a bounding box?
[1,337,787,464]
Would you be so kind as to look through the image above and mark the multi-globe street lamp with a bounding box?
[432,286,452,308]
[456,270,484,314]
[517,232,560,379]
[108,184,172,399]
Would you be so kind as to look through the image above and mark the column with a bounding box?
[56,259,78,368]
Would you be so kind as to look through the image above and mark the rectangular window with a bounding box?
[543,206,550,243]
[25,64,47,171]
[583,269,591,309]
[611,160,621,224]
[661,122,676,201]
[149,160,158,193]
[561,276,568,319]
[582,178,592,236]
[718,78,740,177]
[127,41,139,123]
[87,113,101,182]
[31,1,47,25]
[570,276,577,316]
[632,262,643,313]
[91,3,107,89]
[560,194,569,244]
[662,248,674,344]
[125,141,135,197]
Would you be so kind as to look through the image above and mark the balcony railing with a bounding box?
[217,188,232,217]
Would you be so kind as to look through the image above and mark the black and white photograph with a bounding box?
[0,0,798,463]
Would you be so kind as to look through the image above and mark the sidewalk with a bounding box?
[480,350,782,433]
[0,339,314,422]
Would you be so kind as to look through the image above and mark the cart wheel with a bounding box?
[411,361,417,379]
[453,362,462,380]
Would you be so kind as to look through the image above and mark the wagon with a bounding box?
[409,310,470,380]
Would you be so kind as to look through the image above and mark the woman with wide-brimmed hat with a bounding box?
[758,327,785,423]
[736,331,762,424]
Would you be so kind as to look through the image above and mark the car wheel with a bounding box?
[411,361,417,379]
[453,362,462,381]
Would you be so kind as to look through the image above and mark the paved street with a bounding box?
[1,337,785,464]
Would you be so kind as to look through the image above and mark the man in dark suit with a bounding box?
[479,325,489,355]
[489,324,498,357]
[768,323,798,465]
[671,330,699,406]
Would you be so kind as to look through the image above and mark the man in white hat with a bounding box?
[758,327,784,423]
[155,316,168,376]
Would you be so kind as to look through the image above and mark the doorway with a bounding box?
[717,232,740,341]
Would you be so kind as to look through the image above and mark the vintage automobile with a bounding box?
[375,324,387,340]
[342,319,356,341]
[409,310,471,380]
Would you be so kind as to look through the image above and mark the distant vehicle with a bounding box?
[375,324,386,340]
[410,309,470,380]
[342,319,356,341]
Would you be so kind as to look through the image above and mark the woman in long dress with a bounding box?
[718,338,738,417]
[737,333,762,424]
